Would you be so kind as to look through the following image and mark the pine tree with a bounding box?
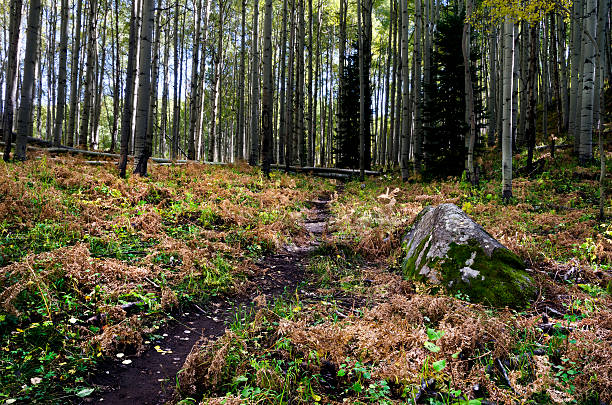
[422,9,483,178]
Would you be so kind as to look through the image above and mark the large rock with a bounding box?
[402,203,534,308]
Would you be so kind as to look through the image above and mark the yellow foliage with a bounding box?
[470,0,572,28]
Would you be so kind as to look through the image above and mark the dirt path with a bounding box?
[88,192,333,405]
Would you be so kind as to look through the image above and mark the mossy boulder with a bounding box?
[402,203,535,308]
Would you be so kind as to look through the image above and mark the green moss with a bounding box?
[402,237,534,309]
[436,240,534,308]
[401,236,431,279]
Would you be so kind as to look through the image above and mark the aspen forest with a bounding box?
[1,0,612,403]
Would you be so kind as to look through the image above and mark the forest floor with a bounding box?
[1,147,611,404]
[92,190,335,404]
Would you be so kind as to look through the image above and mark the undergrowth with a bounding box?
[176,147,612,405]
[0,153,331,403]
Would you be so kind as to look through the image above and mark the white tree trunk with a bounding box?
[249,0,260,166]
[134,0,155,175]
[501,16,514,200]
[579,0,598,163]
[400,0,410,181]
[15,0,42,161]
[569,0,584,151]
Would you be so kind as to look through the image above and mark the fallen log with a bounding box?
[270,164,380,176]
[535,143,572,151]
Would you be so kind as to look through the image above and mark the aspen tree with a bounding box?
[15,0,42,161]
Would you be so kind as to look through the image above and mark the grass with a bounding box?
[176,147,612,404]
[1,145,611,404]
[0,154,331,403]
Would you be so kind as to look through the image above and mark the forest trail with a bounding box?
[89,191,335,405]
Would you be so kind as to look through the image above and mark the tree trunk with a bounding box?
[400,0,410,181]
[262,0,273,176]
[249,0,260,165]
[569,0,584,152]
[382,1,393,167]
[297,0,306,166]
[463,0,477,184]
[236,0,248,161]
[187,0,202,160]
[209,5,225,162]
[413,0,423,174]
[389,1,398,165]
[579,0,597,163]
[285,0,296,169]
[78,0,97,150]
[66,0,83,147]
[146,8,161,163]
[134,0,155,175]
[306,0,314,166]
[526,24,538,170]
[358,0,365,179]
[487,26,497,147]
[2,0,23,161]
[501,16,514,201]
[15,0,42,161]
[550,14,562,159]
[118,1,139,177]
[110,0,121,153]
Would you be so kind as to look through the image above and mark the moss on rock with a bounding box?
[438,240,533,308]
[401,204,535,309]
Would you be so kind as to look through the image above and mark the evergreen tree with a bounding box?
[423,9,483,177]
[335,44,371,168]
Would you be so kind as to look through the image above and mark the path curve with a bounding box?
[87,192,333,405]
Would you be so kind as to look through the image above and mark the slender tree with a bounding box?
[262,0,273,177]
[118,2,138,177]
[66,0,83,147]
[52,0,69,147]
[501,16,514,201]
[400,0,410,180]
[187,0,203,160]
[15,0,43,161]
[236,0,248,161]
[78,0,99,150]
[2,0,23,161]
[249,0,260,166]
[134,0,156,175]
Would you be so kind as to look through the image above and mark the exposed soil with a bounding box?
[85,192,334,405]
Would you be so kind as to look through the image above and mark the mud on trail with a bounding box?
[88,192,334,405]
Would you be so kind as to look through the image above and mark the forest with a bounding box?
[1,0,612,403]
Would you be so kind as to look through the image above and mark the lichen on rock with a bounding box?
[401,204,535,308]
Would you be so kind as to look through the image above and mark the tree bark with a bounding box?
[2,0,23,161]
[463,0,477,184]
[66,0,83,148]
[78,0,98,150]
[297,0,306,166]
[249,0,260,166]
[187,0,203,160]
[579,0,597,163]
[400,0,410,181]
[262,0,273,177]
[501,16,514,201]
[236,0,248,161]
[569,0,584,152]
[285,0,296,169]
[487,26,497,147]
[15,0,42,161]
[133,0,155,175]
[209,5,225,162]
[118,2,139,177]
[413,0,423,174]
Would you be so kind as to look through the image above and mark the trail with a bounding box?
[88,192,333,405]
